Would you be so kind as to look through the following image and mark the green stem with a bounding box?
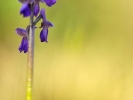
[26,3,34,100]
[33,15,41,25]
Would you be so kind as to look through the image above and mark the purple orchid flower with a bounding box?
[16,28,28,53]
[39,8,53,42]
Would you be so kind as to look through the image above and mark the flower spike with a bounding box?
[16,0,56,53]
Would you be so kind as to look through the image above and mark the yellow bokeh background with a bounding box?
[0,0,133,100]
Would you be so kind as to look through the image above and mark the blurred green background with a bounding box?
[0,0,133,100]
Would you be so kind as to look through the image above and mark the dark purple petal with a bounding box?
[34,2,40,16]
[43,0,56,7]
[39,21,53,29]
[20,3,31,17]
[40,29,48,42]
[16,28,27,37]
[19,37,28,53]
[40,8,46,22]
[47,21,54,27]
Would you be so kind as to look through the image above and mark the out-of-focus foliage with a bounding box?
[0,0,133,100]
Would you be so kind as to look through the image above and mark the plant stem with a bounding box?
[33,15,41,25]
[26,3,34,100]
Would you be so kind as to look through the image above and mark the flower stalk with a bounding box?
[26,3,34,100]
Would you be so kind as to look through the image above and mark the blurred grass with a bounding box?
[0,0,133,100]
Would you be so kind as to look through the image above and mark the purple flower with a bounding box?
[39,8,53,42]
[16,28,28,53]
[43,0,56,7]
